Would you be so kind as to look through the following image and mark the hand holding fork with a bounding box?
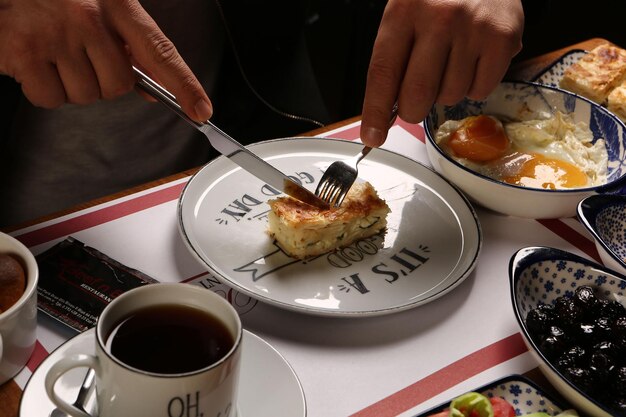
[315,104,399,208]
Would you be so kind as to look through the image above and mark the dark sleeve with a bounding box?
[0,75,20,143]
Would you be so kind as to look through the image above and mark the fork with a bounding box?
[315,104,399,207]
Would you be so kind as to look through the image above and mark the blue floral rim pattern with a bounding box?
[578,194,626,271]
[411,374,567,416]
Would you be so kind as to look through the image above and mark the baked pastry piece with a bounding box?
[607,81,626,123]
[559,43,626,104]
[0,253,26,312]
[267,182,390,259]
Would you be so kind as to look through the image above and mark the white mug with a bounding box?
[0,232,39,384]
[45,283,242,417]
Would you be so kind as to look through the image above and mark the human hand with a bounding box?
[0,0,212,122]
[360,0,524,146]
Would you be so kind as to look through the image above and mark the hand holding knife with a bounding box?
[132,66,329,210]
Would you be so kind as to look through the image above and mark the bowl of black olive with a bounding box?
[510,246,626,417]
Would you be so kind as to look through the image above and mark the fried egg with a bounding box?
[435,113,608,190]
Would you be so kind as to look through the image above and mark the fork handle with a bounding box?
[357,103,397,161]
[358,146,372,163]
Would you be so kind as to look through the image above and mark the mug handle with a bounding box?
[45,353,98,417]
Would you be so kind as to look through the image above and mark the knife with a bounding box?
[132,66,329,209]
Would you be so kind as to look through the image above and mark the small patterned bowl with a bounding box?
[411,374,569,416]
[424,81,626,219]
[510,246,626,417]
[577,193,626,275]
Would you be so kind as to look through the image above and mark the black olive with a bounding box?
[556,346,586,369]
[563,367,595,393]
[610,398,626,417]
[594,299,626,320]
[594,316,612,340]
[594,340,618,356]
[540,335,568,360]
[525,304,555,335]
[575,322,598,346]
[616,366,626,392]
[574,285,598,310]
[554,297,585,328]
[615,316,626,339]
[548,325,566,337]
[615,336,626,356]
[589,351,615,382]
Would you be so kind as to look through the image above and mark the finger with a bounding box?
[396,34,449,124]
[85,34,135,100]
[467,30,522,100]
[360,12,412,147]
[56,51,101,105]
[435,42,477,105]
[467,48,513,100]
[19,63,66,109]
[108,0,212,122]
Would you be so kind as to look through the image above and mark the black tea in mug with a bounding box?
[105,304,234,374]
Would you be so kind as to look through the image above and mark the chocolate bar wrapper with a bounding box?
[36,237,158,333]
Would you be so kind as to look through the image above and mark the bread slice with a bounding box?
[267,182,390,259]
[559,43,626,104]
[607,81,626,123]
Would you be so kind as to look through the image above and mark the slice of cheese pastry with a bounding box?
[559,43,626,104]
[607,81,626,123]
[267,182,390,259]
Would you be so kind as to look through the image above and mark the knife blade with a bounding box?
[133,67,329,209]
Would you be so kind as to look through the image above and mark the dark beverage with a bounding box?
[105,304,234,374]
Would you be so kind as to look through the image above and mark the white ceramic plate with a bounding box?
[178,137,482,317]
[20,328,306,417]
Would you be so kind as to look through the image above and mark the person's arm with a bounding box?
[0,0,212,122]
[360,0,524,146]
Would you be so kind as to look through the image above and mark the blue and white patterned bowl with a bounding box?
[411,374,569,416]
[532,49,587,88]
[578,194,626,275]
[510,246,626,417]
[424,81,626,219]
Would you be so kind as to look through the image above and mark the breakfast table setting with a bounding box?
[2,37,626,417]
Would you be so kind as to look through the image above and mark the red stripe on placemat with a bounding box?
[181,271,210,283]
[350,333,527,417]
[330,124,361,141]
[26,340,50,372]
[396,119,426,143]
[15,182,186,248]
[537,219,601,263]
[327,121,426,143]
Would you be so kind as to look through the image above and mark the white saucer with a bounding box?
[178,137,482,317]
[20,328,306,417]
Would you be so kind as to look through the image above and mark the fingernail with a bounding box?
[194,99,213,121]
[361,126,385,147]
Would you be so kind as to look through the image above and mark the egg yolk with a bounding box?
[448,115,510,161]
[501,153,589,189]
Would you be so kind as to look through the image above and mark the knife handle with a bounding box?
[132,66,204,130]
[132,66,256,158]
